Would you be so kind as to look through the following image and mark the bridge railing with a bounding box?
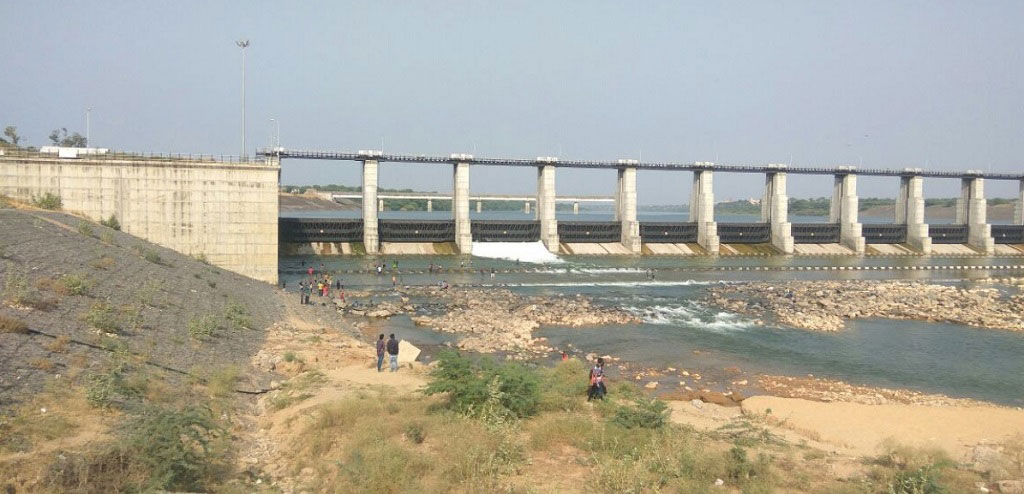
[1,148,273,165]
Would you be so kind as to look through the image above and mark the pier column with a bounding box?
[476,200,482,213]
[689,165,719,254]
[761,168,794,254]
[957,176,995,254]
[573,202,579,215]
[453,162,472,254]
[1016,180,1024,225]
[537,165,559,252]
[829,173,865,254]
[896,175,932,254]
[426,199,433,212]
[362,160,379,254]
[524,201,531,214]
[616,167,641,253]
[378,199,384,212]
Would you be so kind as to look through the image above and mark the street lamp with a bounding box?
[236,39,250,157]
[269,118,280,148]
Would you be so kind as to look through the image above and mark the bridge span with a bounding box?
[266,148,1024,256]
[330,192,613,214]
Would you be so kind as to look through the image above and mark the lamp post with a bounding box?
[85,107,91,147]
[236,39,250,157]
[270,118,280,148]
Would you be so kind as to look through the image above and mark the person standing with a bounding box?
[297,281,305,304]
[376,334,386,372]
[386,333,400,372]
[587,358,607,401]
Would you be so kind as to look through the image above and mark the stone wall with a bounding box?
[0,153,280,283]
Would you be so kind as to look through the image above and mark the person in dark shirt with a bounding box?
[375,334,386,372]
[386,334,400,372]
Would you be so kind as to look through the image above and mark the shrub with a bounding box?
[188,315,219,339]
[4,272,56,311]
[194,253,209,264]
[888,465,946,494]
[32,192,62,210]
[84,302,120,333]
[283,351,298,363]
[86,365,144,408]
[99,230,115,244]
[100,214,121,231]
[611,396,669,430]
[206,366,240,397]
[405,422,426,444]
[423,350,540,420]
[77,222,94,237]
[123,405,226,491]
[45,334,71,352]
[0,314,29,334]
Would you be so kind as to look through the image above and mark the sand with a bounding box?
[741,395,1024,459]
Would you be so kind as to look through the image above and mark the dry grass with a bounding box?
[89,256,116,270]
[0,314,29,333]
[29,358,55,371]
[44,334,71,353]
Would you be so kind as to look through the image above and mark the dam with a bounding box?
[270,149,1024,258]
[3,146,1024,285]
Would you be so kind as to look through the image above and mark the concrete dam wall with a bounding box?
[0,151,280,283]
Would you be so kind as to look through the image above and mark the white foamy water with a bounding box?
[510,280,711,288]
[627,303,758,332]
[471,241,565,264]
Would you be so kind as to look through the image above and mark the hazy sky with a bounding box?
[2,1,1022,203]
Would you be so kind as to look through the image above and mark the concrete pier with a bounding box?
[761,168,794,254]
[378,199,384,212]
[957,177,995,254]
[362,160,380,254]
[453,162,472,254]
[830,173,866,254]
[1017,180,1024,225]
[617,167,641,253]
[896,175,932,254]
[690,165,719,254]
[524,201,531,215]
[476,200,482,213]
[426,199,433,212]
[537,165,559,252]
[573,202,579,215]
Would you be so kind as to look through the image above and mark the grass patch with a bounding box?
[83,301,120,333]
[44,334,71,352]
[206,366,241,397]
[32,192,62,210]
[29,357,55,371]
[58,272,92,296]
[188,315,220,339]
[143,249,163,265]
[89,255,116,270]
[77,221,94,237]
[223,303,252,330]
[4,271,56,311]
[0,314,29,333]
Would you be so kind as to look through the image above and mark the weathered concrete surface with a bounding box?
[641,243,705,255]
[452,162,472,254]
[378,242,457,255]
[830,173,865,254]
[616,167,641,253]
[0,153,279,283]
[361,160,379,254]
[690,167,719,254]
[559,242,632,255]
[536,165,558,252]
[865,244,918,255]
[897,175,932,254]
[792,243,855,255]
[957,177,995,254]
[761,170,794,254]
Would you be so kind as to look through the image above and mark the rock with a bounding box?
[691,399,703,410]
[645,381,658,389]
[997,480,1024,494]
[397,340,421,364]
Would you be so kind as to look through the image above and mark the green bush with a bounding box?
[888,465,947,494]
[142,249,162,265]
[611,396,669,429]
[32,192,62,210]
[99,214,121,231]
[85,364,144,408]
[84,302,120,333]
[188,315,219,339]
[423,350,540,420]
[124,405,227,491]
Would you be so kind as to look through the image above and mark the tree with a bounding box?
[48,127,87,147]
[0,126,22,147]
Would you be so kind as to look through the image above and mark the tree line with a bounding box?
[0,125,88,149]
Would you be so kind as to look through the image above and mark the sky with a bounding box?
[2,1,1022,204]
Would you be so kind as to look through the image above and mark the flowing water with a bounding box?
[281,210,1024,405]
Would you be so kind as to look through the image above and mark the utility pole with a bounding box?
[236,39,250,157]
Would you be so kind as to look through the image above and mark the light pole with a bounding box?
[236,39,250,157]
[85,107,91,147]
[270,118,280,148]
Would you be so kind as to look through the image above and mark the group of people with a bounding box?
[375,333,401,372]
[296,264,344,305]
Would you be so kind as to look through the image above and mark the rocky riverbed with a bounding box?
[707,280,1024,332]
[386,286,640,356]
